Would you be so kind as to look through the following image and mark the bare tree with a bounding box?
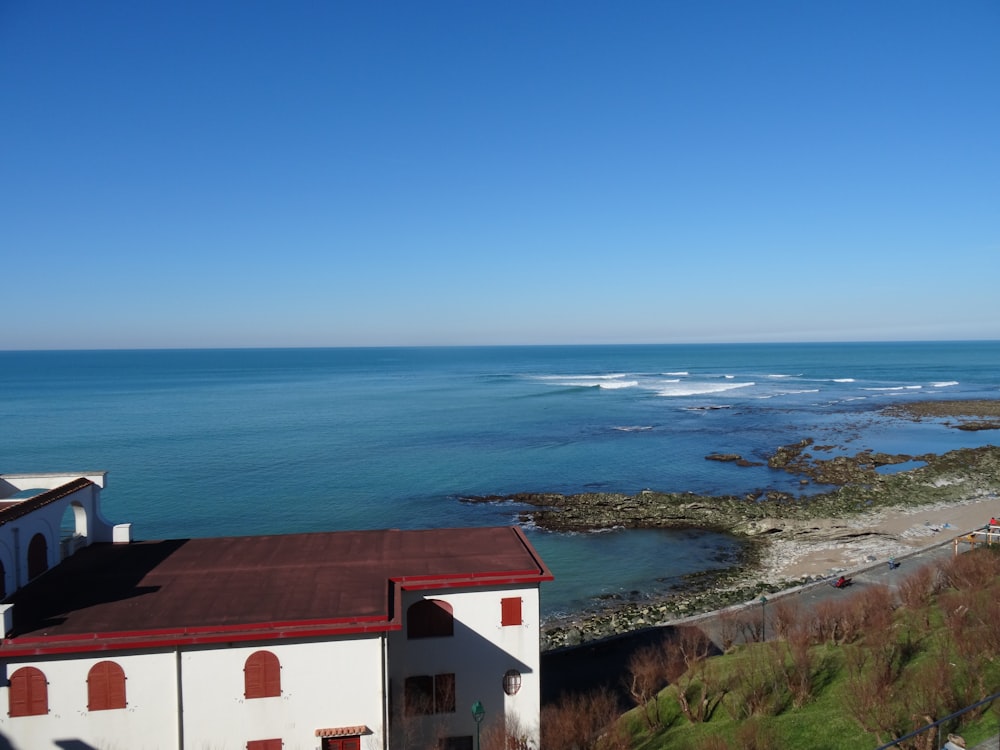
[625,638,670,729]
[666,626,721,723]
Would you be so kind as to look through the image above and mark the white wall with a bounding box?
[0,472,108,493]
[181,635,387,750]
[0,650,180,750]
[0,636,388,750]
[388,584,542,749]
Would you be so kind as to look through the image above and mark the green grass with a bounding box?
[614,549,1000,750]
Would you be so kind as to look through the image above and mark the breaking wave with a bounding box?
[656,381,756,397]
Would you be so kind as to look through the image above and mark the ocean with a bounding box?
[3,342,999,619]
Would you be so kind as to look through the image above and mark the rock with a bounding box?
[706,453,742,462]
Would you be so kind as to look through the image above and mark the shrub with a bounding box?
[541,688,624,750]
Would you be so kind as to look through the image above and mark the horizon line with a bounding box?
[3,338,999,354]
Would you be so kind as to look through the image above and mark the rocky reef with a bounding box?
[463,400,1000,649]
[884,399,1000,431]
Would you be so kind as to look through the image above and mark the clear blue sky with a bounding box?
[3,1,998,349]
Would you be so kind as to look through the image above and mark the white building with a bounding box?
[0,472,553,750]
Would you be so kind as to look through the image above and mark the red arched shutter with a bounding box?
[406,600,454,639]
[244,651,280,699]
[88,661,126,710]
[9,666,48,717]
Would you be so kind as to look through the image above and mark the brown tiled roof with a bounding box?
[316,725,370,738]
[2,526,552,655]
[0,478,93,526]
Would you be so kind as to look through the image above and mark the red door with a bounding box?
[322,737,360,750]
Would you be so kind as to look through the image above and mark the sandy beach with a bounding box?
[758,494,1000,582]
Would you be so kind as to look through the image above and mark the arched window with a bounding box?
[244,651,281,699]
[88,661,126,711]
[407,599,454,639]
[27,534,48,580]
[8,666,48,717]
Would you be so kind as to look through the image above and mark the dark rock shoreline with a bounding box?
[463,400,1000,650]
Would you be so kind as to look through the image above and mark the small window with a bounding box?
[88,661,127,710]
[405,675,433,715]
[434,672,456,713]
[501,597,522,626]
[247,740,283,750]
[8,666,48,717]
[244,651,281,699]
[439,737,474,750]
[404,674,456,715]
[407,599,454,639]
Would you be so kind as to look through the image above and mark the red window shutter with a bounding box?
[88,661,126,711]
[501,597,522,626]
[247,740,282,750]
[407,599,454,639]
[8,671,28,717]
[9,667,47,717]
[245,651,280,699]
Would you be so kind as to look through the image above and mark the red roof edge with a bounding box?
[0,619,403,657]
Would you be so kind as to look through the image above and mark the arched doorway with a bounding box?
[60,501,88,558]
[27,534,48,580]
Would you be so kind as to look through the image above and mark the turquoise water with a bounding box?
[3,342,998,617]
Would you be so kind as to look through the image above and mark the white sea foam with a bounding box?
[933,381,959,388]
[656,381,755,397]
[767,373,801,379]
[612,425,653,432]
[664,371,688,376]
[534,373,630,382]
[833,378,855,383]
[864,385,923,392]
[598,380,639,389]
[533,373,634,388]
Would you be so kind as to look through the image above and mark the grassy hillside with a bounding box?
[540,547,1000,750]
